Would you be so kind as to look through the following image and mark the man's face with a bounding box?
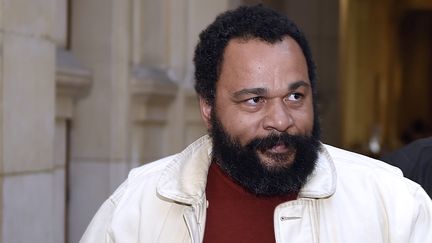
[200,37,319,195]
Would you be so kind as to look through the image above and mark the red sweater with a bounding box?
[203,163,297,243]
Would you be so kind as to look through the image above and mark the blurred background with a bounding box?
[0,0,431,242]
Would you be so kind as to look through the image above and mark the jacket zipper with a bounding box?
[183,198,207,243]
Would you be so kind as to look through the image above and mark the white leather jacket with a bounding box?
[80,135,432,243]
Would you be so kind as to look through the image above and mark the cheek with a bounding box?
[296,106,315,134]
[217,110,262,143]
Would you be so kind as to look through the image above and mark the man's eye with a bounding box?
[246,97,263,105]
[287,92,303,101]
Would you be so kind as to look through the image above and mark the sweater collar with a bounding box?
[157,135,336,204]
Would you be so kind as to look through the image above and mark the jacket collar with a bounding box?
[157,136,213,205]
[157,135,336,204]
[298,145,337,198]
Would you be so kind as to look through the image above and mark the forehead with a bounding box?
[218,37,309,90]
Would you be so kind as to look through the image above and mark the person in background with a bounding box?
[80,5,432,243]
[381,137,432,198]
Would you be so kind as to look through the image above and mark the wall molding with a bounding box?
[55,48,92,120]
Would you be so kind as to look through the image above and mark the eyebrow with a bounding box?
[233,87,267,98]
[289,80,310,90]
[232,80,310,99]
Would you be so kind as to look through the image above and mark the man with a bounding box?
[81,5,432,243]
[381,137,432,198]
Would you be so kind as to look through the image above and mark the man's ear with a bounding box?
[199,97,212,129]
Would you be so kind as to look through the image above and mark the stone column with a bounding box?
[55,48,92,243]
[68,0,131,242]
[0,0,56,242]
[69,0,228,241]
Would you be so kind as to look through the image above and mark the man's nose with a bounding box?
[262,100,294,132]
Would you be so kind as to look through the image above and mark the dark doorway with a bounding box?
[397,10,432,145]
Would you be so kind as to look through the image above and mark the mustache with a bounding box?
[245,133,308,151]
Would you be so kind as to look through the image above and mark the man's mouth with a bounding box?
[258,142,293,154]
[267,144,291,153]
[256,144,296,168]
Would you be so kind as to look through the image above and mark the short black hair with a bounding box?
[193,4,317,106]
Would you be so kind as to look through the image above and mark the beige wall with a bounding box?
[0,0,56,242]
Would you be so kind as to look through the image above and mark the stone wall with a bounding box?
[0,0,56,242]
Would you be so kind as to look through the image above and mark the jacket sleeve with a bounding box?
[409,186,432,242]
[79,199,116,243]
[79,182,127,243]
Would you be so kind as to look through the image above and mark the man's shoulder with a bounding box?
[128,154,178,182]
[105,154,178,205]
[323,144,403,176]
[383,137,432,167]
[322,144,426,196]
[113,135,213,201]
[127,135,212,185]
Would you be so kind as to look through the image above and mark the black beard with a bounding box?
[209,109,321,196]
